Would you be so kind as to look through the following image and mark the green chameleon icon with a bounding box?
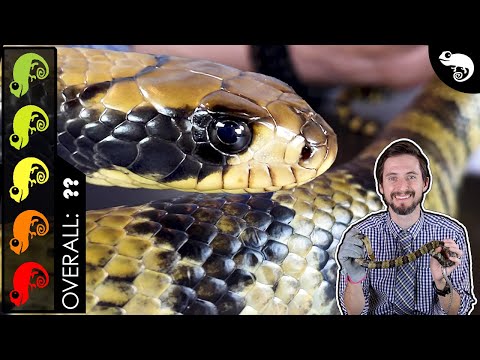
[9,53,50,98]
[10,105,50,150]
[9,157,50,203]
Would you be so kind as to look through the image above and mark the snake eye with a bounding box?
[301,145,312,161]
[10,81,19,90]
[10,291,19,299]
[10,134,19,143]
[208,118,251,154]
[10,239,20,247]
[11,187,19,195]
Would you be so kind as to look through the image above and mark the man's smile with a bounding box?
[391,191,414,201]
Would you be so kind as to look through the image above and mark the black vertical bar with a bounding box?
[54,158,86,313]
[54,51,86,313]
[1,46,5,314]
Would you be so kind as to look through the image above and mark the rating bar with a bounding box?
[2,47,56,313]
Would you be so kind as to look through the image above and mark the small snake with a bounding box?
[1,47,479,315]
[354,233,457,269]
[355,233,457,313]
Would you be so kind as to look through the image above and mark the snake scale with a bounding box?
[1,47,480,315]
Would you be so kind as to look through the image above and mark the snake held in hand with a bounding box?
[1,46,479,315]
[354,235,457,269]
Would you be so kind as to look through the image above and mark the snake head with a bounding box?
[188,105,337,193]
[59,51,337,193]
[432,245,456,268]
[439,246,457,268]
[174,68,337,193]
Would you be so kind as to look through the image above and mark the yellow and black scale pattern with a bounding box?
[1,47,480,315]
[55,48,337,193]
[355,235,456,269]
[334,86,387,137]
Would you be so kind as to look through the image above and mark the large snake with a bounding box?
[1,47,479,315]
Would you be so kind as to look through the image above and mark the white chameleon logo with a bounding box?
[439,51,474,82]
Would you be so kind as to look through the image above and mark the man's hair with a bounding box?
[375,140,430,185]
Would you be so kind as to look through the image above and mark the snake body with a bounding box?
[355,235,456,269]
[1,47,480,315]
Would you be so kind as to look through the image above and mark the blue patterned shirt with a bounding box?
[337,210,476,315]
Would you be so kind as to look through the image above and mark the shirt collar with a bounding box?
[386,209,425,240]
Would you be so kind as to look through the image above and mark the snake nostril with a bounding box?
[301,145,312,161]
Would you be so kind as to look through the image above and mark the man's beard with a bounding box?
[384,191,423,215]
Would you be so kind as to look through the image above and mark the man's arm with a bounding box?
[450,232,476,315]
[344,280,366,315]
[337,227,368,314]
[431,232,476,315]
[433,276,461,315]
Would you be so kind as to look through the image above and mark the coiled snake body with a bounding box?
[1,47,480,315]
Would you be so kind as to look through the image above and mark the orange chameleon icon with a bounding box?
[9,261,49,307]
[10,210,50,255]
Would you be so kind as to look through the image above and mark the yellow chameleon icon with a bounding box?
[9,157,50,203]
[10,105,50,150]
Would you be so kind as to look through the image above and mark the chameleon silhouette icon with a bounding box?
[9,157,50,203]
[9,53,49,98]
[10,105,50,150]
[439,51,474,82]
[9,261,50,307]
[10,210,50,255]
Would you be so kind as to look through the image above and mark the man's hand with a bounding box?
[430,238,463,283]
[338,228,367,283]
